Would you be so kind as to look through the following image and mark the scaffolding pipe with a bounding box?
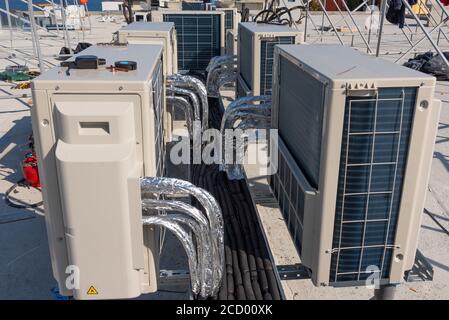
[4,0,14,49]
[27,0,45,73]
[60,0,73,54]
[376,0,387,57]
[401,0,449,68]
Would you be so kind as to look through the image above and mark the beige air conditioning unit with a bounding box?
[237,22,303,98]
[151,10,225,72]
[118,21,178,75]
[269,44,441,287]
[31,44,165,299]
[226,29,237,55]
[216,7,239,49]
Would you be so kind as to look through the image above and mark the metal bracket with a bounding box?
[276,264,311,281]
[404,249,434,282]
[159,269,191,286]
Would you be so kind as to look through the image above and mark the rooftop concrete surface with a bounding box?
[0,12,448,299]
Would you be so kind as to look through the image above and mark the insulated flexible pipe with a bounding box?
[167,86,201,125]
[140,177,224,294]
[166,95,193,138]
[142,216,199,294]
[142,199,215,297]
[168,74,209,132]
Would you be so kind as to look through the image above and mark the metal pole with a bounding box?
[84,3,92,34]
[394,17,449,63]
[74,0,85,41]
[320,0,327,42]
[50,0,60,35]
[28,0,45,72]
[60,0,73,53]
[4,0,14,50]
[376,0,387,57]
[303,0,309,43]
[340,0,373,53]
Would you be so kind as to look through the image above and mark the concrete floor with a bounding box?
[0,11,448,299]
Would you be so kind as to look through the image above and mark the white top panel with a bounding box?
[277,44,435,82]
[239,22,301,34]
[120,21,175,33]
[33,44,163,89]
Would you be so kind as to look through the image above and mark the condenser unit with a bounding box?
[216,7,239,48]
[182,1,205,10]
[269,44,441,287]
[31,44,165,299]
[237,22,303,97]
[151,10,225,72]
[225,29,237,55]
[118,21,178,75]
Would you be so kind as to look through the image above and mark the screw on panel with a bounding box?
[55,86,60,90]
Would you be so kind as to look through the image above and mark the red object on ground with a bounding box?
[442,0,449,6]
[79,0,88,5]
[22,153,40,187]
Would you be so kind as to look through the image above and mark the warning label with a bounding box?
[87,286,98,295]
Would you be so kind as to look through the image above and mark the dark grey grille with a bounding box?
[269,139,316,256]
[329,87,416,284]
[277,56,325,189]
[223,10,234,50]
[260,36,295,95]
[224,10,234,32]
[163,14,221,72]
[152,60,165,177]
[181,1,204,10]
[239,26,253,90]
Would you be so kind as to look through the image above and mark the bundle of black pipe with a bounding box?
[190,98,281,300]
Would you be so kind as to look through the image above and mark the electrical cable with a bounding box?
[4,178,43,209]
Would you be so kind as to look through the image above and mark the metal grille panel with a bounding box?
[277,56,325,189]
[239,26,253,90]
[329,87,416,284]
[269,139,313,256]
[163,14,221,72]
[152,60,165,177]
[260,36,295,95]
[181,1,204,10]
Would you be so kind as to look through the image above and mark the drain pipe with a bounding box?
[167,74,209,132]
[166,95,193,138]
[140,177,224,294]
[142,215,199,295]
[142,198,215,297]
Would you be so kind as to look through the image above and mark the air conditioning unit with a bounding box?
[118,21,178,75]
[182,0,205,10]
[31,44,166,299]
[269,44,441,287]
[217,7,239,51]
[237,22,303,97]
[225,29,237,55]
[151,10,225,72]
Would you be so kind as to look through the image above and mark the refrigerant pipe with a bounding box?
[142,198,215,297]
[167,74,209,132]
[140,177,224,295]
[142,216,199,295]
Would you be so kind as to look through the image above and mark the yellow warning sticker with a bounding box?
[87,286,98,295]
